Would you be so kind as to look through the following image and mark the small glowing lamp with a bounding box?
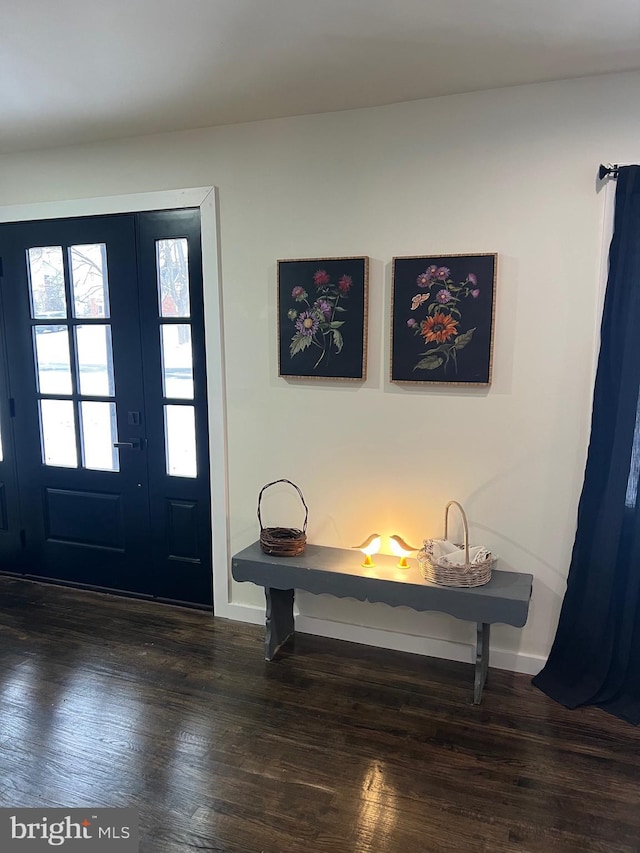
[353,533,381,567]
[389,534,418,569]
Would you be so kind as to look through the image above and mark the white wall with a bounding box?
[2,70,639,673]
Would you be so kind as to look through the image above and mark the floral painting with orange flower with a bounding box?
[278,257,369,380]
[391,254,497,384]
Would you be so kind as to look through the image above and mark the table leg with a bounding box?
[264,587,295,661]
[473,622,490,704]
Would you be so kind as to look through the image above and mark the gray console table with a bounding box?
[231,541,533,704]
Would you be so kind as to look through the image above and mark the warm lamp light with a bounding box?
[389,534,418,569]
[353,533,381,567]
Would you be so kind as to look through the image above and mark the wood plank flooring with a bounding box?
[1,577,640,852]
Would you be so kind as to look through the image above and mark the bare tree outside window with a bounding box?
[70,244,109,318]
[157,239,190,343]
[27,244,110,319]
[27,246,66,317]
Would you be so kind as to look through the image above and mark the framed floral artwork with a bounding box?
[278,256,369,380]
[391,253,497,385]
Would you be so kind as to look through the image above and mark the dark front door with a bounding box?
[0,210,212,607]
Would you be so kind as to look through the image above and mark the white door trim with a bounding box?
[0,187,229,615]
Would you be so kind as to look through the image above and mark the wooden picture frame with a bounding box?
[391,253,497,385]
[278,256,369,380]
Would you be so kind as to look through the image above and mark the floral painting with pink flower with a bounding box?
[391,253,497,385]
[278,257,369,380]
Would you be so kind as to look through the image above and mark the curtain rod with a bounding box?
[599,164,619,180]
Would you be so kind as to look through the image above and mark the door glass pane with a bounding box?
[156,238,191,317]
[40,399,77,467]
[164,405,196,478]
[70,243,110,318]
[81,401,118,472]
[33,326,73,394]
[76,325,115,397]
[161,324,193,399]
[27,246,67,319]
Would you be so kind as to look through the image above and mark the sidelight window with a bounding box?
[155,238,197,478]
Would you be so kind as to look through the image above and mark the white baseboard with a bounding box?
[219,600,545,676]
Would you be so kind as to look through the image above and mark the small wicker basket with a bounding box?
[258,479,308,556]
[417,501,495,587]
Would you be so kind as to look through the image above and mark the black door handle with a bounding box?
[113,439,144,450]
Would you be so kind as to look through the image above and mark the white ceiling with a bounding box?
[2,0,640,155]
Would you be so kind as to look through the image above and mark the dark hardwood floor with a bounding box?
[1,577,640,852]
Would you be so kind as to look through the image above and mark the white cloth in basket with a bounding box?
[422,538,493,568]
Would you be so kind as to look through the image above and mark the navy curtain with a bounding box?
[533,165,640,723]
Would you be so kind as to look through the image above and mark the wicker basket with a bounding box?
[417,501,495,587]
[258,479,308,556]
